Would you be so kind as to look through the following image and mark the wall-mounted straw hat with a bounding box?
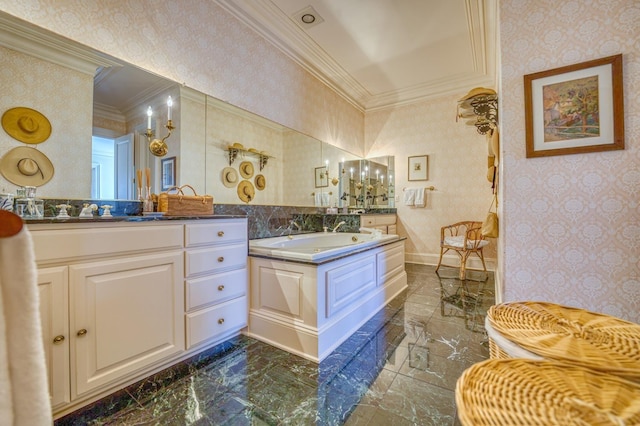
[237,180,255,203]
[239,161,254,179]
[222,167,238,188]
[255,174,266,191]
[0,146,54,186]
[2,107,52,144]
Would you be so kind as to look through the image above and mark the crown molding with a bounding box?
[0,12,121,75]
[214,0,367,113]
[93,102,126,123]
[214,0,497,112]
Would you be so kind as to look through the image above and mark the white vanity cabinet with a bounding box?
[69,250,184,397]
[29,218,248,418]
[184,220,248,349]
[360,214,397,234]
[37,266,70,411]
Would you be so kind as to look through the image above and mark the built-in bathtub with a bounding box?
[249,231,398,261]
[247,232,407,362]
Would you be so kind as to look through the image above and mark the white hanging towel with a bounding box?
[414,187,426,207]
[403,188,416,206]
[0,226,52,426]
[314,192,330,207]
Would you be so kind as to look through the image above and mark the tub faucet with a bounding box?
[332,221,346,232]
[286,220,300,238]
[359,227,383,238]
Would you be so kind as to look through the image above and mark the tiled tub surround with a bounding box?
[55,264,493,425]
[214,203,396,239]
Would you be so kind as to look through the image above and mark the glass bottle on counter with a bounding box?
[14,185,44,219]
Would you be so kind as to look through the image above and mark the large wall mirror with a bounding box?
[1,12,395,209]
[93,62,397,208]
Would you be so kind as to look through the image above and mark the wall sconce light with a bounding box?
[332,163,345,186]
[145,96,175,157]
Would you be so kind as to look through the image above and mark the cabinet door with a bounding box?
[38,266,70,410]
[69,251,184,398]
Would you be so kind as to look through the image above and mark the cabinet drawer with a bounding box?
[360,214,396,227]
[186,296,247,349]
[374,215,396,226]
[186,268,247,311]
[185,243,247,277]
[361,216,376,227]
[31,225,183,263]
[185,220,247,247]
[387,224,397,235]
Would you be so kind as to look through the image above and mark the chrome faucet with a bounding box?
[332,221,346,232]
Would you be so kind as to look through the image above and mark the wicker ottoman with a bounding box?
[456,359,640,425]
[486,301,640,381]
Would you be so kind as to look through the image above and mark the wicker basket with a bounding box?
[485,315,543,360]
[157,185,213,216]
[456,359,640,425]
[487,302,640,381]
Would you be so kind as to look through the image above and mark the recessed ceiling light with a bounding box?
[292,6,324,29]
[301,13,316,24]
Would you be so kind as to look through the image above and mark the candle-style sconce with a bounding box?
[145,96,175,157]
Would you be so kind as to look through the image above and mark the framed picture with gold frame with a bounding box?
[524,54,624,158]
[408,155,428,181]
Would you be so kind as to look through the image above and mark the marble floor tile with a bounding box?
[55,264,493,426]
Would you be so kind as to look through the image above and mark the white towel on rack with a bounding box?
[415,187,426,207]
[403,188,416,206]
[0,227,52,425]
[314,192,330,207]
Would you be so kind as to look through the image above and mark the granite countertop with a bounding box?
[23,214,247,224]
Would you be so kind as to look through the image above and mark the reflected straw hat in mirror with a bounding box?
[222,166,238,188]
[239,161,254,179]
[255,174,266,191]
[2,107,52,144]
[0,146,54,186]
[237,180,255,203]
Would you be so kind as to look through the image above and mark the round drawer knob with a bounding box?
[218,256,224,262]
[218,318,225,325]
[53,335,65,344]
[218,231,224,237]
[218,285,225,291]
[77,329,87,337]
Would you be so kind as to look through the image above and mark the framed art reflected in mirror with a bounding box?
[161,156,176,190]
[315,166,328,188]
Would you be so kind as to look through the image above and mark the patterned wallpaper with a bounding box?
[0,0,363,157]
[500,0,640,322]
[0,45,93,198]
[365,94,497,266]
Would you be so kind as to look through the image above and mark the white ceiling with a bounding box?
[216,0,498,111]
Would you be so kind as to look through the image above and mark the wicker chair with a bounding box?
[436,221,488,280]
